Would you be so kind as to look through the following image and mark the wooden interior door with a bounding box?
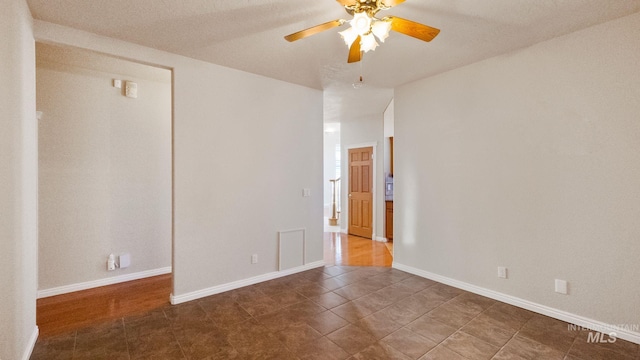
[348,147,373,239]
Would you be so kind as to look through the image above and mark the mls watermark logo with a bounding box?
[568,323,640,344]
[586,331,617,343]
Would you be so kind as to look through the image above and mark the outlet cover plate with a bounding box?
[119,253,131,268]
[498,266,507,279]
[555,279,568,294]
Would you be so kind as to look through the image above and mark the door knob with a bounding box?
[348,194,352,197]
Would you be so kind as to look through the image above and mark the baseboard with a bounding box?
[22,326,39,360]
[170,260,325,305]
[37,267,172,299]
[393,262,640,345]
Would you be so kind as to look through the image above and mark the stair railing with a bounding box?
[328,178,341,226]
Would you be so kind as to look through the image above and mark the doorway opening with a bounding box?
[325,124,390,266]
[35,43,173,335]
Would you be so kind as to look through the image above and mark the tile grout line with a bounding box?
[327,279,449,357]
[486,304,534,360]
[163,307,188,360]
[564,335,580,360]
[435,294,499,360]
[236,273,343,358]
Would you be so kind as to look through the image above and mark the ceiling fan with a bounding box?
[284,0,440,63]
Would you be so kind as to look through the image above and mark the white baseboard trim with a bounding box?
[393,262,640,345]
[170,260,325,305]
[22,326,39,360]
[37,267,172,299]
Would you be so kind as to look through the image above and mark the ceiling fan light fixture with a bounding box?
[339,27,359,47]
[371,19,391,42]
[350,11,372,36]
[284,0,440,64]
[361,33,379,52]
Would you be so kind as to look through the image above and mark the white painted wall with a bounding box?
[34,20,323,298]
[0,0,38,359]
[383,99,394,139]
[383,99,394,179]
[395,12,640,332]
[340,114,385,240]
[173,59,322,296]
[36,43,172,292]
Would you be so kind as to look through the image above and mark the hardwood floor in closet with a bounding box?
[37,273,172,336]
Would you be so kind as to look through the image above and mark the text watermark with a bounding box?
[567,324,640,343]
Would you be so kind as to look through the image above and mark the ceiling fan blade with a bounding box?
[284,19,345,42]
[388,16,440,42]
[348,36,362,63]
[382,0,406,7]
[336,0,357,6]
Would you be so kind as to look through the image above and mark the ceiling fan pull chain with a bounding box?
[353,56,365,88]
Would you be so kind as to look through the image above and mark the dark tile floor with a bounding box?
[31,266,639,359]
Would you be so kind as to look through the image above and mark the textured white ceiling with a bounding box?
[36,42,172,83]
[27,0,640,122]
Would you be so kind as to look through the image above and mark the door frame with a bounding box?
[344,142,378,241]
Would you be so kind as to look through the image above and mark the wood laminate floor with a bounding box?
[324,232,393,267]
[37,273,172,337]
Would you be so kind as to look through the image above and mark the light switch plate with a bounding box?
[303,188,311,197]
[113,79,122,89]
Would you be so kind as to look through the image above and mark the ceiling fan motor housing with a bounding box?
[344,0,389,16]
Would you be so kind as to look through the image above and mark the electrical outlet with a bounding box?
[555,279,568,294]
[497,266,507,279]
[251,254,258,264]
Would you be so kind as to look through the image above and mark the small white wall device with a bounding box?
[107,254,116,271]
[119,253,131,269]
[125,81,138,98]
